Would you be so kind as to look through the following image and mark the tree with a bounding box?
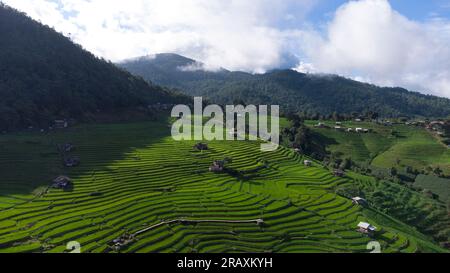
[233,99,246,107]
[404,166,415,174]
[370,112,379,120]
[332,111,340,121]
[390,167,398,177]
[0,4,190,131]
[335,184,362,199]
[290,114,304,128]
[339,158,352,170]
[433,167,443,177]
[443,120,450,136]
[293,126,312,153]
[224,157,233,164]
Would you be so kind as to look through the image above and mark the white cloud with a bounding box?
[303,0,450,98]
[293,61,316,74]
[3,0,450,98]
[2,0,316,73]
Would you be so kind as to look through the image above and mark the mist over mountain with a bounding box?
[117,53,250,88]
[118,53,450,118]
[0,4,188,131]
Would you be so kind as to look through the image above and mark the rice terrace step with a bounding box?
[0,1,449,269]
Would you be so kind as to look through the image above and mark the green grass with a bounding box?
[306,121,450,175]
[347,172,449,245]
[371,125,450,175]
[414,175,450,202]
[0,121,446,253]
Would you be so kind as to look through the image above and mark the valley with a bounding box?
[0,2,449,255]
[0,120,446,253]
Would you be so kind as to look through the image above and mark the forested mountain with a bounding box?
[0,4,188,131]
[119,54,450,118]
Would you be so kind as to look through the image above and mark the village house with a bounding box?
[347,128,354,132]
[193,143,209,151]
[355,128,370,133]
[58,143,75,153]
[304,160,312,167]
[333,169,345,177]
[425,121,444,131]
[352,197,368,206]
[429,121,444,126]
[357,222,376,236]
[52,176,72,189]
[110,233,135,251]
[54,120,68,129]
[64,156,80,167]
[209,160,225,173]
[314,122,329,129]
[334,126,344,131]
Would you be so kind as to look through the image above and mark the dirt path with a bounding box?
[133,218,264,237]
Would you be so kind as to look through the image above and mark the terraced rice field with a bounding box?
[307,121,450,175]
[0,122,444,253]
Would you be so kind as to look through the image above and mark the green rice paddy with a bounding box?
[0,121,445,253]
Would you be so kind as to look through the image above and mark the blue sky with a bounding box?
[4,0,450,98]
[332,0,450,21]
[390,0,450,20]
[341,1,448,20]
[46,0,450,24]
[277,0,450,29]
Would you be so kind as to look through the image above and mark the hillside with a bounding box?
[0,4,188,131]
[304,120,450,177]
[0,121,446,253]
[1,2,449,255]
[118,54,450,118]
[414,175,450,203]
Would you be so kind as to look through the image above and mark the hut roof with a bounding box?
[53,176,71,183]
[358,222,376,231]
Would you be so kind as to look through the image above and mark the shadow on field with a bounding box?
[0,121,170,196]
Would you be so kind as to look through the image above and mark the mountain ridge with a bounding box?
[118,53,450,118]
[0,4,189,131]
